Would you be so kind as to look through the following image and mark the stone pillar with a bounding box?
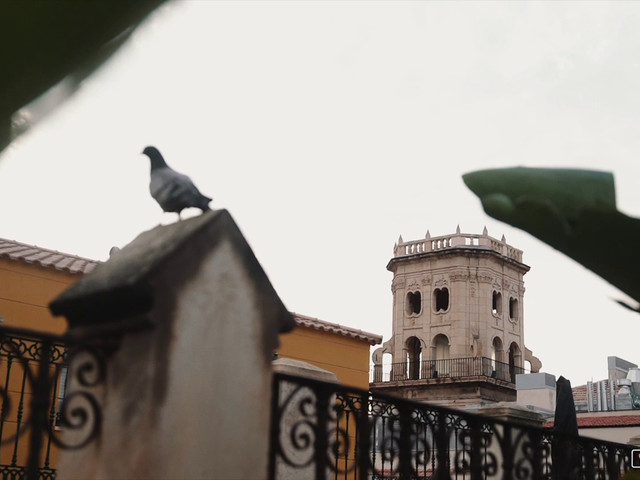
[50,210,295,480]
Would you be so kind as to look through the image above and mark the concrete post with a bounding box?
[50,210,295,480]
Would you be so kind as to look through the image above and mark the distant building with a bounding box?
[572,356,640,413]
[520,356,640,445]
[0,238,97,333]
[276,312,382,389]
[558,356,640,444]
[542,407,640,445]
[371,227,541,408]
[0,237,97,475]
[563,412,640,444]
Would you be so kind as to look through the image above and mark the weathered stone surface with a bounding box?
[53,209,294,480]
[51,209,294,341]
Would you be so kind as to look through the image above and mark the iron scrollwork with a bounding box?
[52,346,104,450]
[272,380,369,477]
[270,372,634,480]
[0,330,105,480]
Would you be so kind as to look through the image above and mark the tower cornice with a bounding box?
[388,230,530,274]
[387,247,530,274]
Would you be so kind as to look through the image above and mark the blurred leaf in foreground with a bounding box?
[0,1,167,153]
[463,167,640,307]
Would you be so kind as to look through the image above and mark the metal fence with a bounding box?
[372,357,524,384]
[0,328,104,480]
[269,372,632,480]
[0,333,66,480]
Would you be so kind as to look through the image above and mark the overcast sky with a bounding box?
[2,1,640,386]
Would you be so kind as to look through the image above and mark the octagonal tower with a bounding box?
[371,226,541,407]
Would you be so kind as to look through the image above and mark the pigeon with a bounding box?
[142,146,212,218]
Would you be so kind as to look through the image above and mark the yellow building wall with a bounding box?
[0,257,82,471]
[277,325,374,473]
[0,257,79,334]
[277,325,372,390]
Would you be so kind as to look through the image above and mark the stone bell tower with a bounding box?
[371,226,541,407]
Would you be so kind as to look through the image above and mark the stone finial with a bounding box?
[398,235,404,244]
[425,230,431,239]
[456,225,461,234]
[482,226,488,236]
[501,234,506,243]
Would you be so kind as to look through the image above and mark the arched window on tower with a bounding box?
[406,336,422,380]
[509,297,519,321]
[433,334,450,377]
[508,342,522,383]
[406,291,422,315]
[491,337,505,380]
[433,288,449,312]
[492,291,502,315]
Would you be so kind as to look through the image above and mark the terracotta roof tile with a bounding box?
[291,312,383,345]
[24,251,54,262]
[10,248,38,259]
[68,260,84,274]
[54,256,74,269]
[0,238,98,274]
[0,244,22,255]
[579,415,640,427]
[39,254,64,267]
[545,414,640,429]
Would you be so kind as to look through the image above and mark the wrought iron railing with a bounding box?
[371,357,525,384]
[269,372,632,479]
[0,327,104,480]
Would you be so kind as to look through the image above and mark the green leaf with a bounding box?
[0,1,167,152]
[464,167,640,305]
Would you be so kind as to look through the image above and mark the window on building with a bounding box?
[434,287,449,312]
[433,334,450,377]
[434,334,450,360]
[509,297,518,320]
[492,291,502,315]
[406,291,422,315]
[491,337,503,364]
[508,342,522,383]
[491,337,504,379]
[406,336,422,380]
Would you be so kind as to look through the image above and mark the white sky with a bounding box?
[1,1,640,387]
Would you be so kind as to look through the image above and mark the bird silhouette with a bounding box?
[142,146,212,218]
